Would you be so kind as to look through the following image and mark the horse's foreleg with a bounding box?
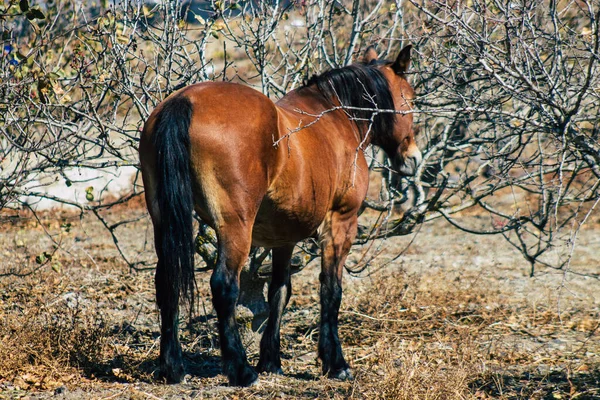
[319,212,358,380]
[257,244,294,374]
[210,231,258,387]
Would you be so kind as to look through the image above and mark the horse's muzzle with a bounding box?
[396,148,422,177]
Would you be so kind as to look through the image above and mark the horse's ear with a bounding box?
[392,45,412,75]
[363,46,379,64]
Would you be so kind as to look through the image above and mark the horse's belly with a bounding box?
[251,195,327,247]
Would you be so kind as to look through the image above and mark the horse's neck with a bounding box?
[277,89,369,147]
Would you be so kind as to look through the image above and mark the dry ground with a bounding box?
[0,202,598,399]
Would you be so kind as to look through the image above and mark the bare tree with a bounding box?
[390,0,600,277]
[1,0,598,297]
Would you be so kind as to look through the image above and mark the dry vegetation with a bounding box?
[0,201,598,399]
[1,0,600,398]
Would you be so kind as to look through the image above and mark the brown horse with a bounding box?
[139,45,421,386]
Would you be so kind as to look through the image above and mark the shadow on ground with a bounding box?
[79,352,222,384]
[73,321,222,384]
[471,367,600,399]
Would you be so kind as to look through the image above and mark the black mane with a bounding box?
[305,63,396,145]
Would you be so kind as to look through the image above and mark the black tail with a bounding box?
[153,95,196,310]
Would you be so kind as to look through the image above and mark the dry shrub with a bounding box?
[329,271,489,399]
[331,268,598,399]
[350,336,480,399]
[0,298,110,390]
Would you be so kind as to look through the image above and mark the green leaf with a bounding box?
[35,251,51,264]
[29,7,45,20]
[19,0,29,12]
[53,68,66,78]
[51,262,62,273]
[61,222,72,232]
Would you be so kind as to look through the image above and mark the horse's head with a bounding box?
[364,46,422,177]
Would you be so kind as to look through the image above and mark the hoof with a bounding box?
[159,342,185,384]
[159,364,185,384]
[329,367,353,381]
[257,360,284,375]
[229,365,259,387]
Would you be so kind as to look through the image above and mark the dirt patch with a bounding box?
[0,206,598,399]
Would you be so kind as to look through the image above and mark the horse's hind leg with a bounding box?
[257,244,294,375]
[154,245,185,383]
[210,223,258,386]
[319,211,358,380]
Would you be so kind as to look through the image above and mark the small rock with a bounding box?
[54,386,67,395]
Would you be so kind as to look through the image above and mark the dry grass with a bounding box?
[0,206,598,399]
